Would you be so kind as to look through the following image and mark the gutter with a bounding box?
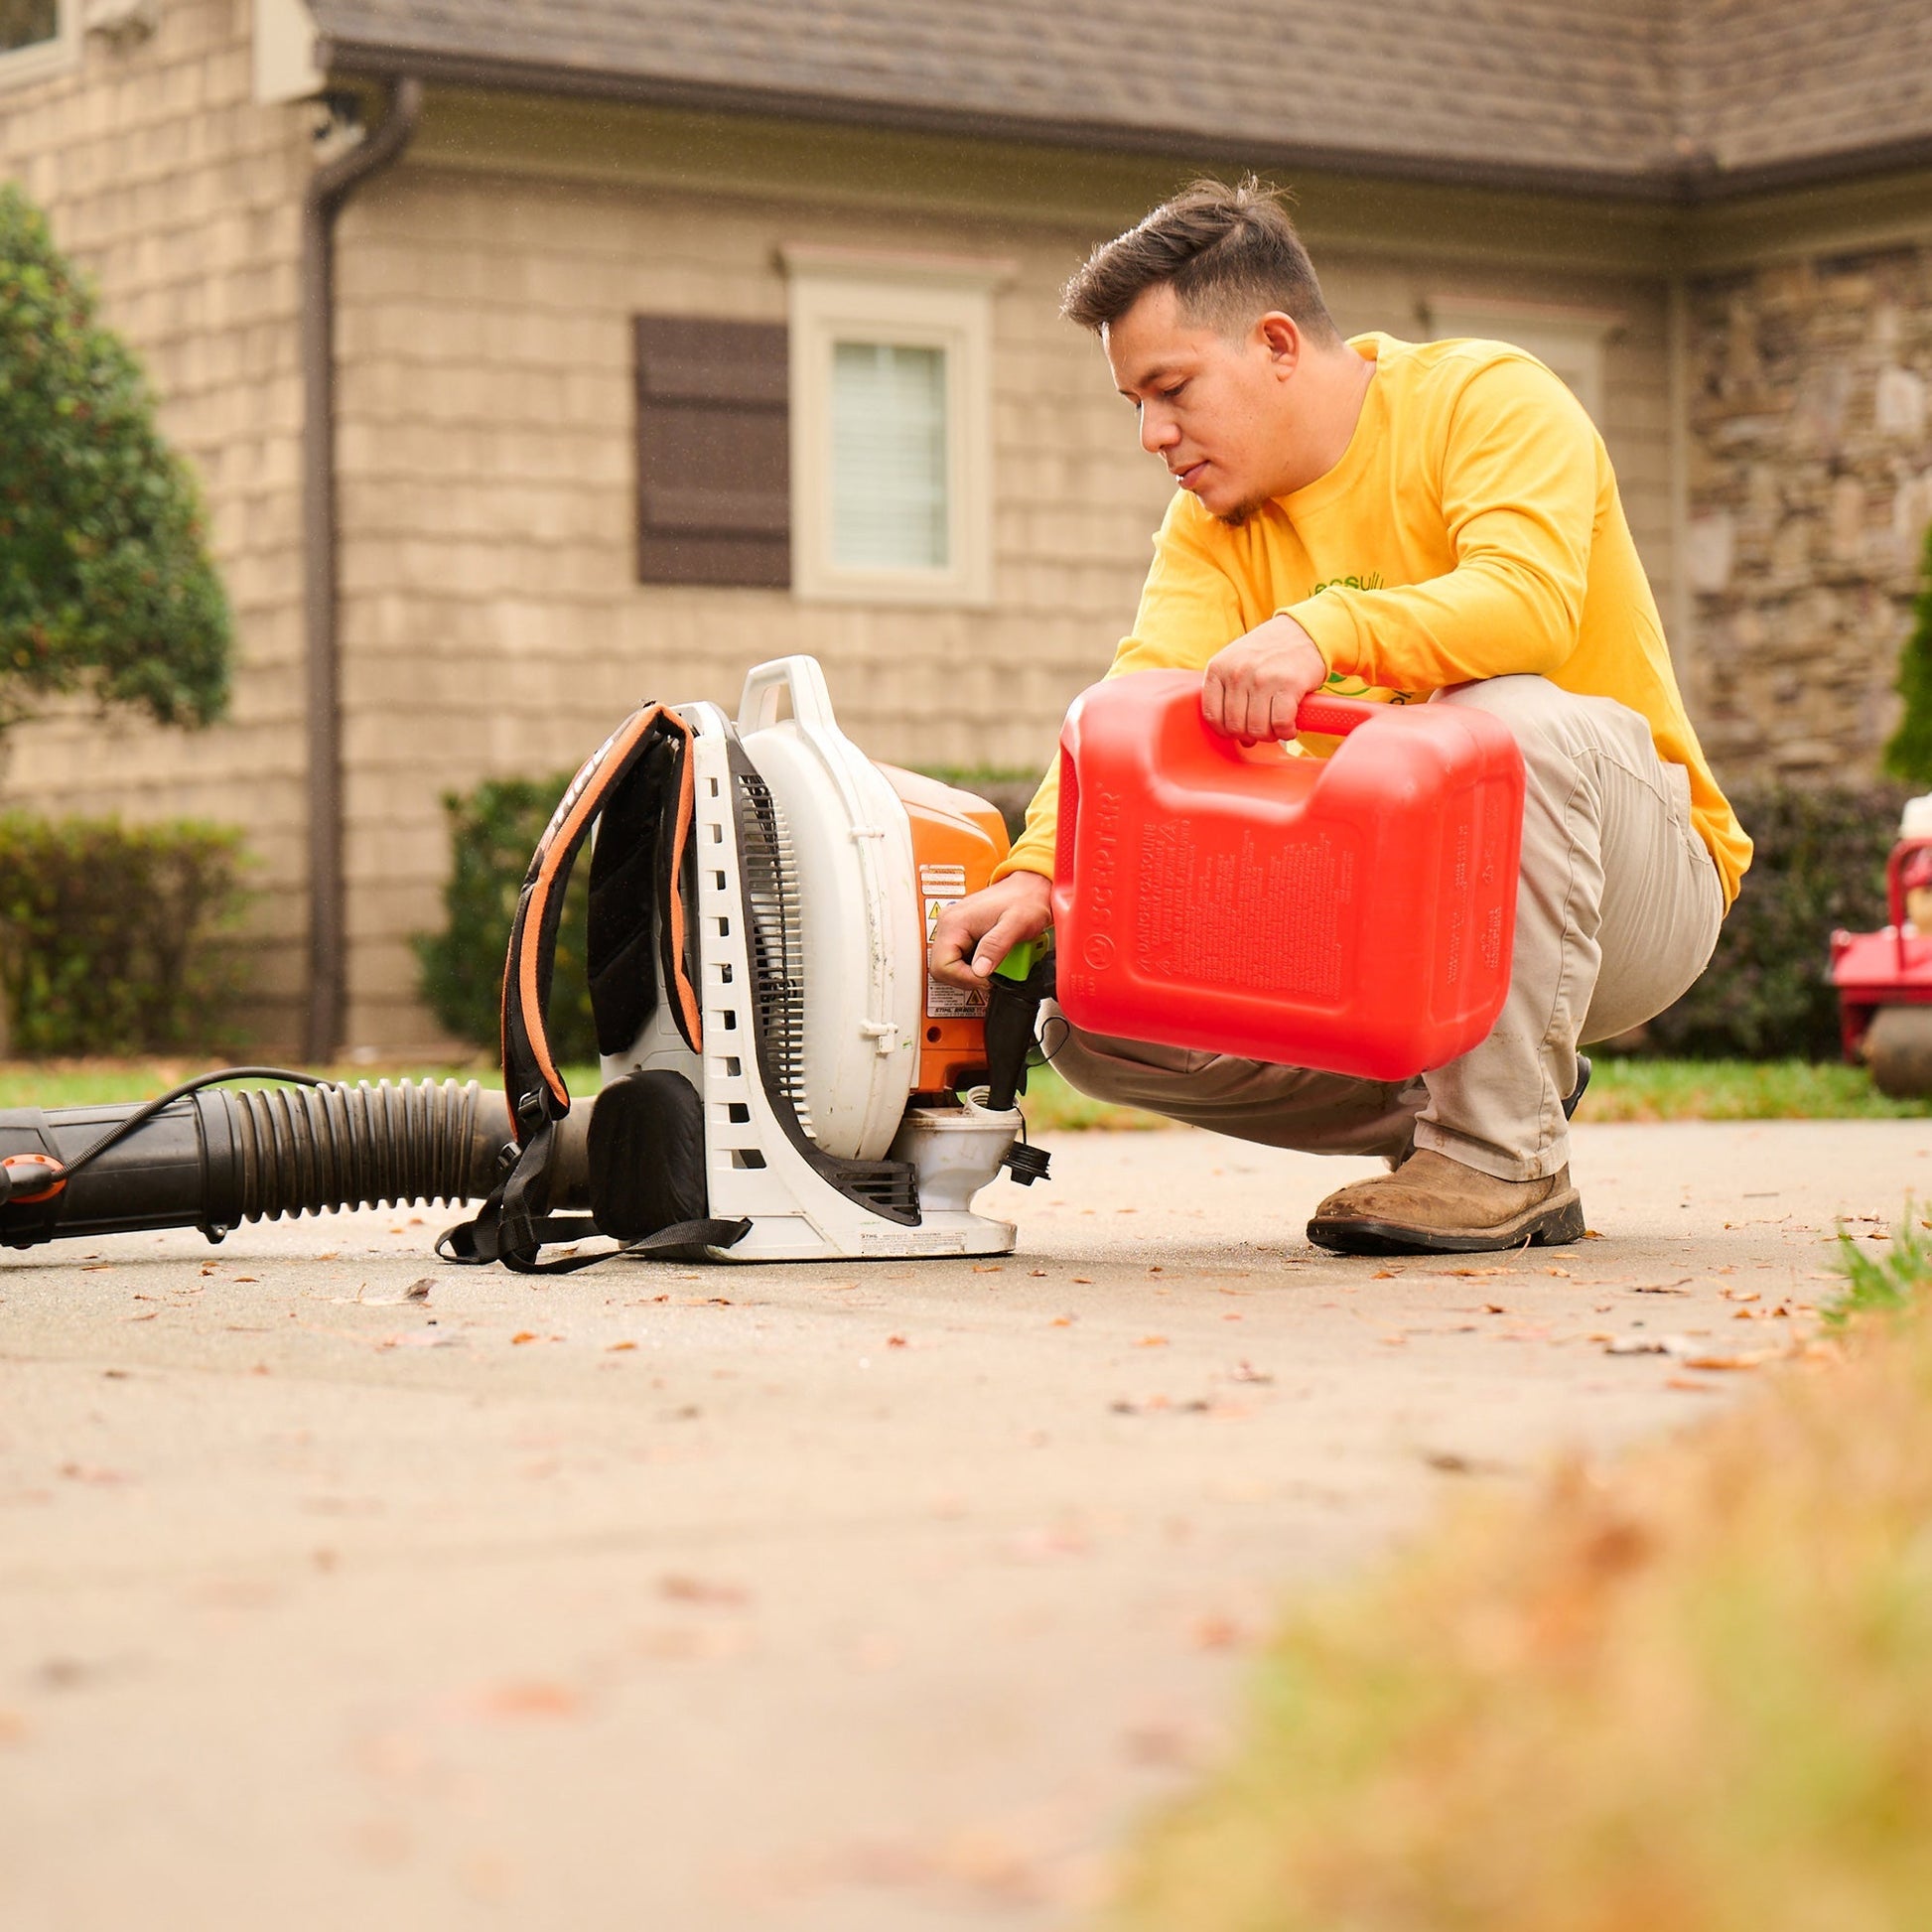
[312,38,1932,208]
[300,75,422,1062]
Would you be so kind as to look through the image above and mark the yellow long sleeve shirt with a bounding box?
[999,333,1750,906]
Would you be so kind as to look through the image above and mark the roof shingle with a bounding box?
[307,0,1932,196]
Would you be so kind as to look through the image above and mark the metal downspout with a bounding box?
[300,76,423,1061]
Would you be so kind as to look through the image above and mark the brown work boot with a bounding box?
[1307,1149,1586,1256]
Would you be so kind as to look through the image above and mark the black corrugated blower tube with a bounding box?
[0,1071,513,1249]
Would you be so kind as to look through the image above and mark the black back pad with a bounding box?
[586,1068,709,1243]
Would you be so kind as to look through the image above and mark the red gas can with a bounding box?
[1052,671,1524,1081]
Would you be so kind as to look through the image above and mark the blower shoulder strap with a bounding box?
[501,702,703,1130]
[443,700,745,1272]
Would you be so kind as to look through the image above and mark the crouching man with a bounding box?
[930,179,1749,1256]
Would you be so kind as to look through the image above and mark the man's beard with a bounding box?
[1214,496,1266,530]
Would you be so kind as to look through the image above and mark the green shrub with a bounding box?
[0,813,248,1054]
[414,773,596,1064]
[0,182,230,730]
[1886,521,1932,784]
[1640,781,1910,1060]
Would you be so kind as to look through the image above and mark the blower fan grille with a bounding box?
[733,766,814,1140]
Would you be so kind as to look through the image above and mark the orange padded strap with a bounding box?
[500,705,702,1135]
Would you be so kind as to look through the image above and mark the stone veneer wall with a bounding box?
[0,0,312,1045]
[1684,239,1932,780]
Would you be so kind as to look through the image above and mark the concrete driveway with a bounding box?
[1,1119,1924,1931]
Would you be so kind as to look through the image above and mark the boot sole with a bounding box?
[1308,1190,1587,1257]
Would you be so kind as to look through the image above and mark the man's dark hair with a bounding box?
[1061,177,1337,342]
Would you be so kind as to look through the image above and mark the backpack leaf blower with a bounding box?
[0,657,1053,1266]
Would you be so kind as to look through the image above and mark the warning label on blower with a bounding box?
[920,864,985,1018]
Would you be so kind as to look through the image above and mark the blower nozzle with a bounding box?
[0,1072,511,1249]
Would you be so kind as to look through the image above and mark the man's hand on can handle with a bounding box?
[928,869,1053,992]
[1202,614,1328,745]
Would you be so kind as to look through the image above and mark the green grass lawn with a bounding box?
[0,1054,1922,1123]
[1018,1055,1931,1131]
[1107,1208,1932,1932]
[1574,1054,1931,1122]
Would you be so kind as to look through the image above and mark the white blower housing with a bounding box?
[601,656,1023,1261]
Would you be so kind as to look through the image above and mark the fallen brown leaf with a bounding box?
[1605,1334,1684,1356]
[660,1574,748,1605]
[1190,1613,1244,1650]
[510,1331,538,1344]
[475,1680,581,1719]
[607,1340,637,1352]
[59,1462,129,1485]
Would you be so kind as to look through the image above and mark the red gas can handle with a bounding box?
[1291,693,1385,739]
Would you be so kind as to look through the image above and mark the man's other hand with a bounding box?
[1202,615,1328,744]
[928,869,1053,991]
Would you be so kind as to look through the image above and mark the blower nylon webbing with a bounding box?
[441,701,749,1273]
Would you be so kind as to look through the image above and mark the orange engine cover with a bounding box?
[876,764,1012,1096]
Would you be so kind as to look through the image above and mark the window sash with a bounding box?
[0,0,72,80]
[0,0,58,54]
[783,254,1003,608]
[829,341,950,573]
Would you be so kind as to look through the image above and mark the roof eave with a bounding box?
[316,38,1932,208]
[313,37,1692,206]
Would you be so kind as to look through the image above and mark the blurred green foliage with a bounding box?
[0,182,230,730]
[1885,522,1932,785]
[414,772,597,1064]
[0,813,248,1053]
[1640,782,1909,1060]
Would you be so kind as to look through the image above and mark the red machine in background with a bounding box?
[1832,795,1932,1098]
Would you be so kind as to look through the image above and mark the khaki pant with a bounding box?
[1047,675,1725,1182]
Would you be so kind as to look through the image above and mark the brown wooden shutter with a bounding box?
[634,316,790,588]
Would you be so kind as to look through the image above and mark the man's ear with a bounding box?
[1257,312,1303,378]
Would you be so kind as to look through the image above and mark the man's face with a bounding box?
[1103,283,1304,522]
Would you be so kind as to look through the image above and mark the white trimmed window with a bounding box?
[1425,297,1620,424]
[782,245,1010,607]
[0,0,75,81]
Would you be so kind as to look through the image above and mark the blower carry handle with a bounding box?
[737,655,842,737]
